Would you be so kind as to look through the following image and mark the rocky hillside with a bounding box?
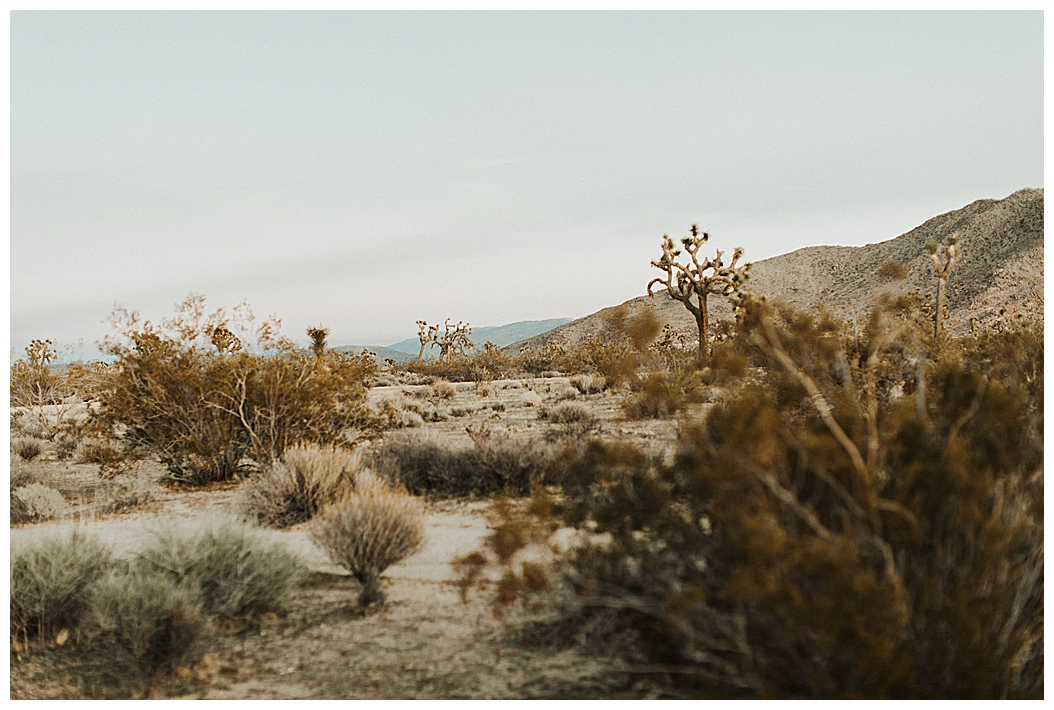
[508,188,1043,353]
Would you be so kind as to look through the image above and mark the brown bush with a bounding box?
[464,300,1044,699]
[240,443,361,528]
[95,297,376,485]
[310,478,425,606]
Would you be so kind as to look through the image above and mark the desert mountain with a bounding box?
[337,318,573,363]
[507,188,1043,353]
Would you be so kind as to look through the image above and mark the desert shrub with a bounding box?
[11,483,69,524]
[372,429,561,497]
[95,470,159,516]
[12,437,42,461]
[135,519,306,620]
[240,443,361,528]
[310,478,425,606]
[877,260,908,281]
[464,299,1044,699]
[540,402,600,440]
[432,381,457,400]
[10,529,112,643]
[373,399,425,429]
[85,565,210,673]
[11,467,36,490]
[55,437,79,461]
[623,365,708,419]
[96,296,376,485]
[569,373,606,395]
[78,440,128,475]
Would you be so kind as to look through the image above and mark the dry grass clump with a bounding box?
[540,402,600,440]
[371,429,560,497]
[11,483,69,524]
[569,373,606,395]
[135,519,306,621]
[310,476,425,607]
[79,440,128,475]
[10,529,113,644]
[12,437,43,461]
[240,444,361,528]
[431,381,457,400]
[84,566,210,674]
[374,398,425,429]
[55,437,79,461]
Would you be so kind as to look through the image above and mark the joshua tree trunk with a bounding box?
[697,291,709,363]
[934,277,946,339]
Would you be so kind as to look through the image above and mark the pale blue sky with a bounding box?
[10,11,1044,359]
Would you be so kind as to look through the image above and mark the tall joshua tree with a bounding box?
[647,225,751,363]
[925,236,959,339]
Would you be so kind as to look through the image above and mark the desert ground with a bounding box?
[10,376,692,700]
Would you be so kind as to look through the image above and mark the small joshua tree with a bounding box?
[306,325,330,357]
[925,236,959,339]
[415,320,440,361]
[647,225,750,363]
[415,319,473,362]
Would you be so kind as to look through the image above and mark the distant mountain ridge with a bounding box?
[507,188,1043,353]
[335,318,572,363]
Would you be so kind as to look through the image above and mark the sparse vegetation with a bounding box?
[460,297,1043,699]
[371,428,563,497]
[12,483,69,524]
[310,476,426,607]
[240,443,362,528]
[134,519,307,621]
[13,437,43,461]
[84,565,210,674]
[95,296,376,485]
[11,529,113,643]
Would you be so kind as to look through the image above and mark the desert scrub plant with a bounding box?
[135,518,307,621]
[310,477,425,607]
[925,236,959,339]
[96,296,376,485]
[12,436,43,461]
[84,565,210,675]
[94,469,159,516]
[464,298,1044,699]
[648,225,750,363]
[371,428,563,497]
[239,443,361,528]
[11,483,69,524]
[569,373,606,395]
[10,529,113,644]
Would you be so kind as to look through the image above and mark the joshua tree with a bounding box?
[415,320,440,361]
[647,225,751,363]
[306,325,330,357]
[925,236,959,339]
[416,319,473,362]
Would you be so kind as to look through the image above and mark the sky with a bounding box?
[8,11,1044,360]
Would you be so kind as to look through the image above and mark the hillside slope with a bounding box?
[508,188,1043,353]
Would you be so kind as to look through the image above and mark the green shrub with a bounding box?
[11,483,69,524]
[464,300,1044,699]
[310,478,425,606]
[85,566,209,673]
[240,443,361,528]
[135,519,306,620]
[12,437,42,461]
[96,296,376,485]
[10,529,112,642]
